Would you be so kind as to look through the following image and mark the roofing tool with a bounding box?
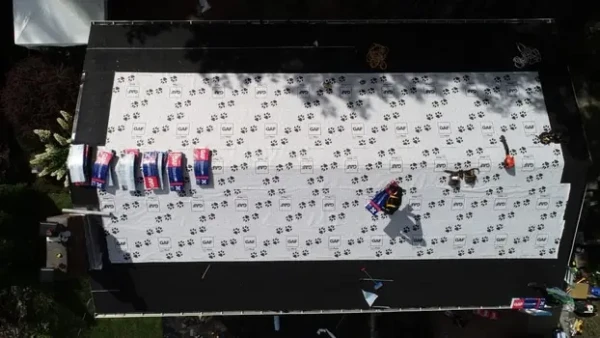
[365,180,402,216]
[444,168,479,186]
[366,43,389,70]
[499,135,515,169]
[361,267,383,290]
[538,130,569,145]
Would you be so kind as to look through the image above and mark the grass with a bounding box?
[90,318,163,338]
[48,191,73,209]
[33,176,72,209]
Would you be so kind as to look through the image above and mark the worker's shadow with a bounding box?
[383,205,426,248]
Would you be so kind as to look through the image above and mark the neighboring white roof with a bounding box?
[13,0,105,47]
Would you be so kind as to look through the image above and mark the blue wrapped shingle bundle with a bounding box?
[167,152,185,191]
[193,148,211,186]
[142,151,163,190]
[365,181,402,216]
[91,149,114,189]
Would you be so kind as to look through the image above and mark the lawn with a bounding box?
[90,318,163,338]
[33,177,73,209]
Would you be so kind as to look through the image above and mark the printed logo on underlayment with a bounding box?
[465,86,478,97]
[411,236,425,248]
[381,84,395,96]
[494,198,508,210]
[116,238,128,251]
[409,198,422,210]
[345,158,358,173]
[280,198,292,211]
[169,86,182,98]
[522,156,535,171]
[536,198,550,210]
[220,123,234,136]
[201,237,214,248]
[146,198,160,212]
[523,121,537,136]
[308,124,321,135]
[395,123,408,136]
[494,234,507,248]
[176,123,190,136]
[478,157,491,171]
[452,198,465,210]
[264,123,278,136]
[158,237,172,251]
[255,86,267,98]
[191,198,205,212]
[244,236,256,249]
[255,161,269,174]
[322,197,336,211]
[352,123,364,135]
[340,85,352,97]
[327,236,340,248]
[101,198,116,212]
[287,236,299,247]
[235,198,248,211]
[480,122,494,136]
[126,86,140,98]
[131,123,146,136]
[453,235,466,248]
[390,158,403,172]
[212,86,225,98]
[422,85,436,95]
[211,159,224,174]
[370,235,383,247]
[437,122,451,136]
[298,85,309,98]
[507,87,519,96]
[434,159,448,172]
[300,159,313,174]
[535,234,548,247]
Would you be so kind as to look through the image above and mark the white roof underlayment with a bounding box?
[13,0,105,47]
[99,72,570,264]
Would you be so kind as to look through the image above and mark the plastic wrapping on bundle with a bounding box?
[117,149,138,191]
[67,144,89,185]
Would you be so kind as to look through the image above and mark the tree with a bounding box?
[0,184,56,337]
[0,56,79,154]
[0,184,88,337]
[30,111,72,187]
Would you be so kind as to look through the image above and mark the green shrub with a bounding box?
[30,111,72,187]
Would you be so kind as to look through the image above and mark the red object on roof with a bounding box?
[504,155,515,169]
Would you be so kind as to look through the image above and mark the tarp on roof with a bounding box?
[13,0,105,47]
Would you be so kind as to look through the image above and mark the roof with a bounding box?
[73,21,589,316]
[101,71,568,264]
[13,0,105,47]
